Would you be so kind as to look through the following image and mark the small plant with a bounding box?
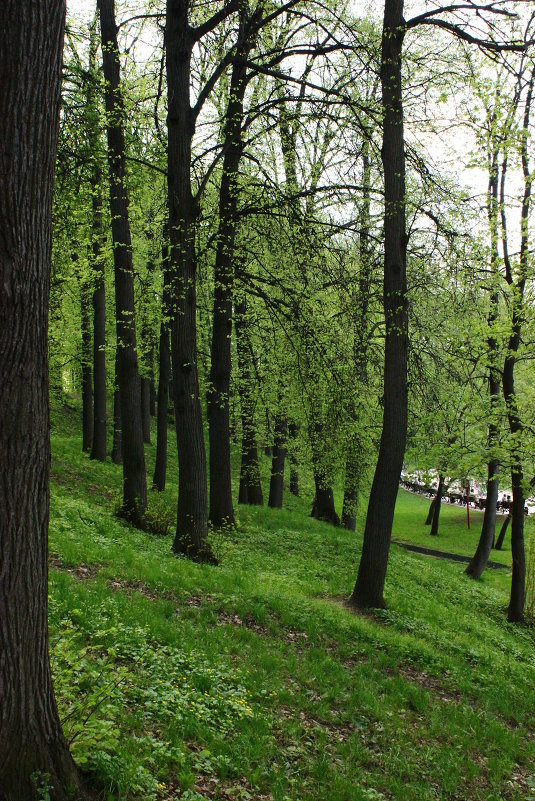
[30,771,52,801]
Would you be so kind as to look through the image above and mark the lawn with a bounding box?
[48,404,535,801]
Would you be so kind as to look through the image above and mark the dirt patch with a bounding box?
[49,554,101,580]
[217,610,270,636]
[107,577,176,602]
[396,664,462,704]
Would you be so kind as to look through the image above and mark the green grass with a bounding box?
[48,403,535,801]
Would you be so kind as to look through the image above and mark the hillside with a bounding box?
[48,406,535,801]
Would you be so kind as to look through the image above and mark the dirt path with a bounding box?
[392,541,509,570]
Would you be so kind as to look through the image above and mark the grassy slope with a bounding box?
[48,405,535,801]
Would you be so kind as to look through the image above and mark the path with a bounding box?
[392,541,509,570]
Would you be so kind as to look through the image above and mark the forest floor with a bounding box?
[49,402,535,801]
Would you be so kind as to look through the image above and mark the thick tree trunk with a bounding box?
[80,274,93,452]
[99,0,147,525]
[268,416,287,509]
[167,0,213,561]
[90,168,107,462]
[111,351,122,464]
[0,2,81,798]
[236,299,263,506]
[350,0,408,610]
[430,474,445,536]
[312,483,340,525]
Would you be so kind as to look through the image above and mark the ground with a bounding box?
[48,403,535,801]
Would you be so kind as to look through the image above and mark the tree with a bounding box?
[99,0,148,526]
[0,1,81,797]
[350,0,408,609]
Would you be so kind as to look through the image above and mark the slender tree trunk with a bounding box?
[289,422,299,497]
[99,0,147,525]
[236,298,263,506]
[166,0,213,561]
[495,514,510,551]
[153,323,171,490]
[467,159,501,578]
[268,416,287,509]
[90,167,107,461]
[141,377,151,444]
[80,272,93,452]
[209,7,253,528]
[0,2,81,797]
[430,474,445,536]
[466,458,499,577]
[350,0,408,610]
[502,67,533,622]
[342,138,372,533]
[425,498,435,525]
[111,351,122,464]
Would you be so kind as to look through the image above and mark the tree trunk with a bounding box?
[111,351,122,464]
[236,298,263,506]
[153,323,171,490]
[208,7,253,528]
[167,0,213,561]
[89,167,107,462]
[0,2,81,797]
[99,0,147,525]
[268,416,287,509]
[425,498,435,525]
[312,483,340,525]
[430,474,445,536]
[350,0,408,610]
[289,422,299,497]
[466,459,499,577]
[495,514,510,551]
[80,271,93,453]
[141,377,151,444]
[467,157,501,578]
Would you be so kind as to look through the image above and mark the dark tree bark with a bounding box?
[501,66,534,622]
[0,1,81,797]
[467,155,501,578]
[342,137,373,533]
[312,484,340,525]
[494,514,510,551]
[425,498,435,525]
[350,0,408,610]
[430,474,445,536]
[236,298,263,506]
[208,3,254,529]
[268,416,287,509]
[99,0,147,525]
[153,243,171,491]
[141,377,152,444]
[166,0,213,561]
[86,26,107,463]
[111,351,122,464]
[89,167,107,462]
[289,422,299,497]
[80,270,93,453]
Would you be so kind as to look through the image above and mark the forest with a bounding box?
[2,0,535,799]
